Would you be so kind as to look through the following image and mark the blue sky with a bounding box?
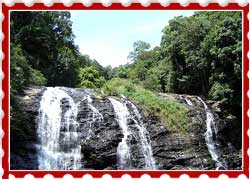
[70,10,194,67]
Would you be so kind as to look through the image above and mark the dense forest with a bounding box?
[10,11,242,138]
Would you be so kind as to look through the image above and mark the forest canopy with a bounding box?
[10,11,242,119]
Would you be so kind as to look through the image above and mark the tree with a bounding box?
[203,15,242,114]
[113,65,129,79]
[78,66,106,89]
[10,44,30,93]
[128,40,151,61]
[49,46,79,87]
[10,11,78,87]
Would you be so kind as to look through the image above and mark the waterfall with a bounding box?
[86,95,104,140]
[185,97,193,106]
[197,97,226,169]
[109,97,156,170]
[126,101,156,170]
[109,97,132,169]
[37,87,81,170]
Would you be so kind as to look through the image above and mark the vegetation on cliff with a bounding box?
[104,78,188,133]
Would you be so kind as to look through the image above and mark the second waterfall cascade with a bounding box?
[126,101,156,169]
[197,97,227,169]
[109,97,156,170]
[86,95,104,140]
[184,96,227,169]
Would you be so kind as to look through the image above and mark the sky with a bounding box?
[70,10,194,67]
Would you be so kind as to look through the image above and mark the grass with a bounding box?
[103,78,189,134]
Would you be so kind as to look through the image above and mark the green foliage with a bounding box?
[113,66,129,79]
[202,14,242,114]
[10,44,30,93]
[29,68,47,86]
[10,11,78,88]
[10,11,109,89]
[128,40,151,61]
[209,82,233,103]
[121,11,242,118]
[78,66,106,89]
[155,11,241,98]
[103,78,135,96]
[78,55,112,80]
[50,46,79,87]
[142,71,161,92]
[104,78,189,133]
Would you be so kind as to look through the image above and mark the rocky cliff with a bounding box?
[10,86,242,170]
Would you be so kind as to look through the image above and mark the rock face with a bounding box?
[10,86,45,170]
[157,93,242,169]
[10,87,242,170]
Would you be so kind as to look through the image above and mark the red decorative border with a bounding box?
[2,2,249,179]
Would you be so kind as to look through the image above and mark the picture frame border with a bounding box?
[2,2,249,179]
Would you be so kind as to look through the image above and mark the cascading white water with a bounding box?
[185,97,193,106]
[37,87,81,170]
[197,97,226,169]
[108,97,132,169]
[109,97,156,170]
[86,95,104,139]
[126,101,156,170]
[179,95,193,106]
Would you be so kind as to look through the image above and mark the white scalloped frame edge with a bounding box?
[1,0,250,8]
[1,0,249,179]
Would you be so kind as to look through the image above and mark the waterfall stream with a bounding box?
[86,95,104,140]
[126,101,156,169]
[109,97,156,170]
[108,97,132,169]
[185,97,193,106]
[197,97,226,169]
[37,87,82,170]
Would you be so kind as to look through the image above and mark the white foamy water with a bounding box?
[86,95,104,139]
[197,97,226,169]
[185,97,193,106]
[127,101,156,169]
[109,97,156,170]
[108,97,132,169]
[37,87,81,170]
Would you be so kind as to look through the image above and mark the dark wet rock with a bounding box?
[10,86,45,170]
[10,87,242,170]
[157,93,242,170]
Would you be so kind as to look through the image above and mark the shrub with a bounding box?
[78,66,106,89]
[209,82,233,105]
[10,44,30,93]
[29,68,47,86]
